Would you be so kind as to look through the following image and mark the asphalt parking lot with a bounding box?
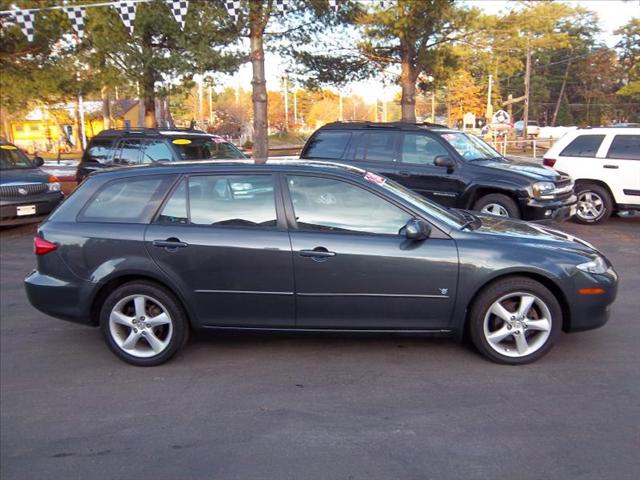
[1,218,639,480]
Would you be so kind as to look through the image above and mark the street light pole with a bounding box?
[523,41,532,139]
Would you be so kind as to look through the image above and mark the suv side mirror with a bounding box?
[434,155,455,172]
[400,218,431,241]
[33,156,44,167]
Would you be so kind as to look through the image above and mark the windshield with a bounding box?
[0,146,35,170]
[172,138,246,161]
[440,132,504,162]
[373,175,465,228]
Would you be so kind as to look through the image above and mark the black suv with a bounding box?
[76,128,246,182]
[300,122,576,221]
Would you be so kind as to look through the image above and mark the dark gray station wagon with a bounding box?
[25,161,618,366]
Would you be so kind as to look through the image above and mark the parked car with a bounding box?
[25,160,617,366]
[514,120,541,137]
[300,122,576,221]
[0,141,64,226]
[76,128,247,182]
[543,128,640,224]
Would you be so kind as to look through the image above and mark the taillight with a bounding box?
[34,237,57,256]
[543,158,556,167]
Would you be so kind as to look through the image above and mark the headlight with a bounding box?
[48,182,61,192]
[531,181,555,199]
[577,256,608,274]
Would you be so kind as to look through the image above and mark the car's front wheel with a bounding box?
[100,281,189,366]
[473,193,521,218]
[469,277,561,365]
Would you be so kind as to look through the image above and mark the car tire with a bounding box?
[468,276,561,365]
[99,281,189,366]
[573,182,613,225]
[473,193,521,218]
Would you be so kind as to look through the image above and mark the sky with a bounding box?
[224,0,639,104]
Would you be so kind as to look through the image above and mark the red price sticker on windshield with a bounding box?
[364,171,386,185]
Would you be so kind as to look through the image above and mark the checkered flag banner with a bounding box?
[329,0,338,12]
[65,7,86,39]
[12,9,35,42]
[224,0,241,21]
[115,1,137,35]
[274,0,287,14]
[166,0,189,29]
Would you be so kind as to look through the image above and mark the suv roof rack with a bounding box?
[96,126,206,136]
[322,121,449,130]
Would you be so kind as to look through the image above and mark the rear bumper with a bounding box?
[0,192,64,226]
[519,195,577,222]
[24,270,96,325]
[564,267,618,333]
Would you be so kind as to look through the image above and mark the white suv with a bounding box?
[543,128,640,224]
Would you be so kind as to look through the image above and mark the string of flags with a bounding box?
[2,0,396,42]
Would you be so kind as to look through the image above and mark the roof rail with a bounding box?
[324,121,449,129]
[97,126,205,135]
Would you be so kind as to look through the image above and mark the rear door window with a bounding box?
[559,135,605,157]
[606,135,640,160]
[83,139,113,164]
[171,137,245,160]
[157,175,278,228]
[143,140,174,162]
[353,132,400,162]
[303,131,351,159]
[80,176,174,223]
[401,133,449,165]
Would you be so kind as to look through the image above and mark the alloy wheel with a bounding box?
[577,191,604,221]
[480,203,510,217]
[108,294,174,358]
[482,292,552,358]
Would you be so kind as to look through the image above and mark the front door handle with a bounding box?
[152,238,188,250]
[603,165,619,169]
[299,247,336,260]
[398,171,411,177]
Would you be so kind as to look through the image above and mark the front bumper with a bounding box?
[564,267,618,333]
[0,191,64,226]
[519,194,577,222]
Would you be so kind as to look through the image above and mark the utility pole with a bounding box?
[208,84,213,123]
[197,76,204,129]
[431,91,436,123]
[523,41,532,139]
[382,97,387,122]
[339,91,344,121]
[283,74,289,132]
[486,74,493,121]
[293,89,298,126]
[374,99,379,122]
[551,59,571,127]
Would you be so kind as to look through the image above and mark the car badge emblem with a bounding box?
[439,288,448,295]
[18,187,28,195]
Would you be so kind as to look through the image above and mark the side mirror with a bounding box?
[33,156,44,167]
[434,155,455,172]
[400,218,431,241]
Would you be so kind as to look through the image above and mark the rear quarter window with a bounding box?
[559,135,605,158]
[303,131,351,159]
[83,139,114,164]
[79,175,175,223]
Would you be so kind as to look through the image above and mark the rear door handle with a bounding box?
[603,165,619,169]
[299,247,336,259]
[152,238,188,249]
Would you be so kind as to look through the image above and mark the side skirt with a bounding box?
[199,325,453,336]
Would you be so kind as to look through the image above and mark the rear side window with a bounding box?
[401,134,449,165]
[143,140,174,162]
[353,132,399,162]
[560,135,605,158]
[171,138,245,160]
[80,176,173,223]
[158,175,277,228]
[303,131,351,159]
[607,135,640,160]
[83,139,113,164]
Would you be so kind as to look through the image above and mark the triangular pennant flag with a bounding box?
[65,6,86,39]
[115,1,137,35]
[12,9,35,42]
[274,0,287,14]
[224,0,241,21]
[166,0,189,29]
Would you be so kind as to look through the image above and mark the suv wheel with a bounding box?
[574,183,612,224]
[469,277,561,365]
[473,194,520,218]
[100,281,189,366]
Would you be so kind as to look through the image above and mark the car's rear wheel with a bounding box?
[573,183,612,224]
[473,193,521,218]
[100,281,188,366]
[469,277,561,365]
